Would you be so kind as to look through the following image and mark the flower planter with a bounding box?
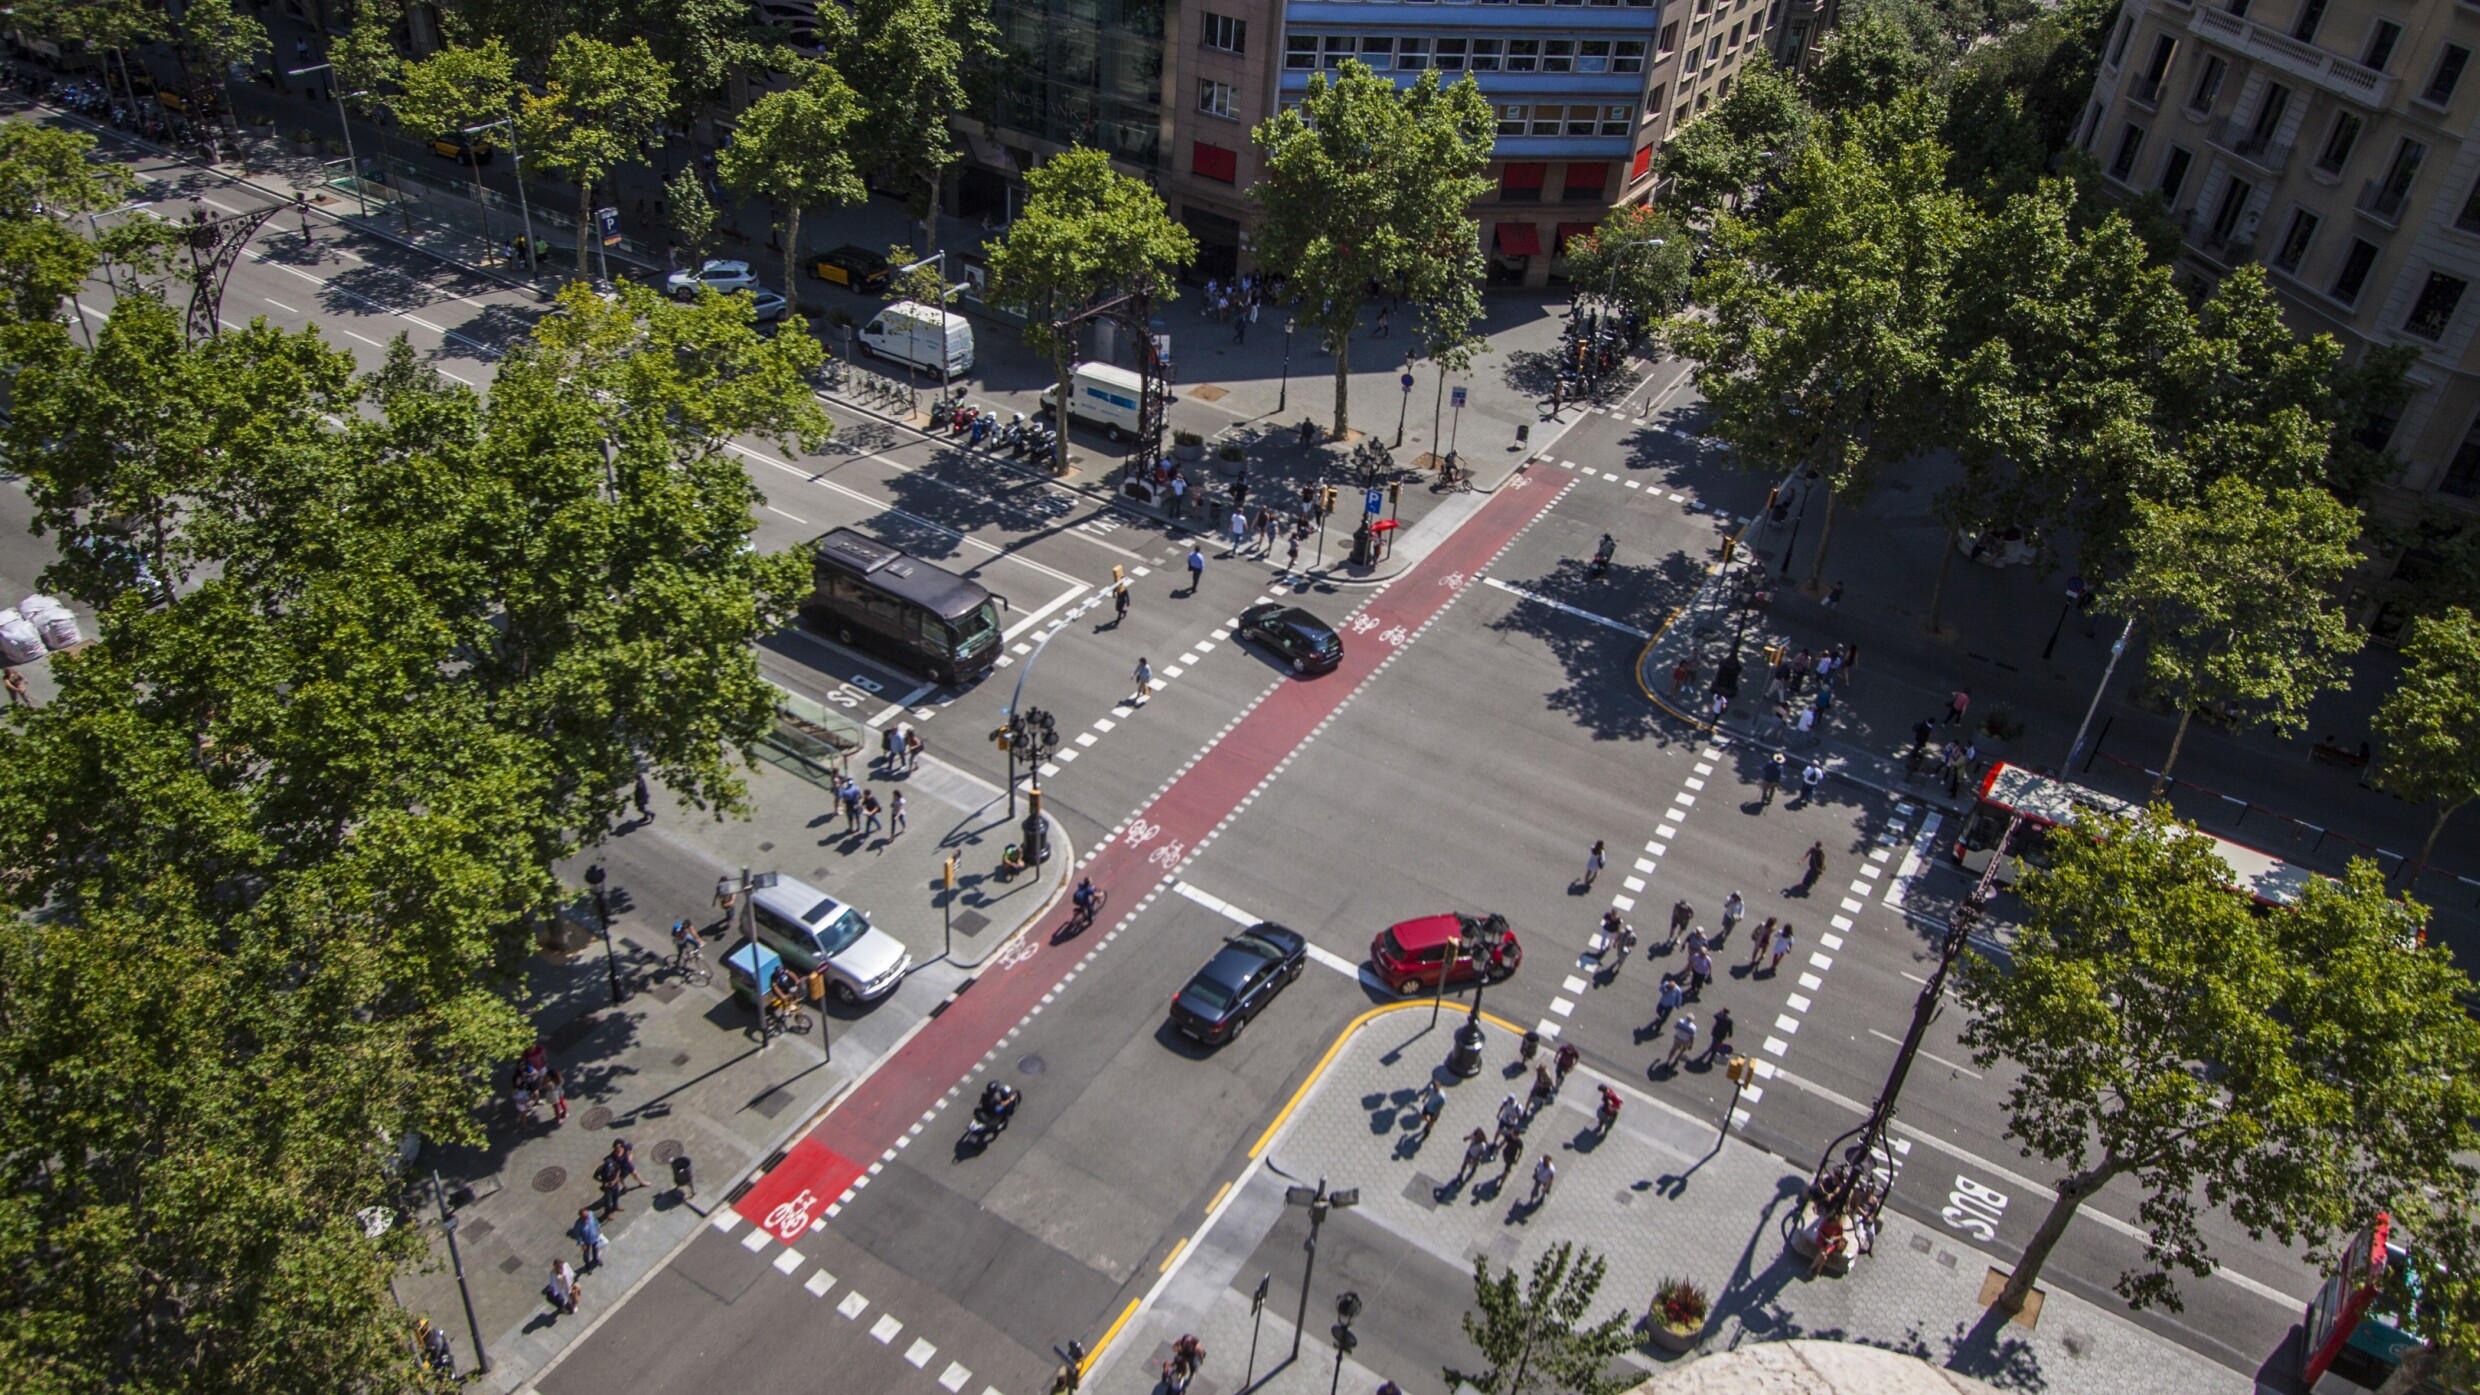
[1173,443,1204,462]
[1648,1319,1702,1354]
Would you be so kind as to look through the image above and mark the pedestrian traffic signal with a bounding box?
[943,856,956,890]
[1319,485,1337,514]
[1725,1054,1756,1086]
[1720,538,1737,565]
[992,726,1011,751]
[1387,481,1401,505]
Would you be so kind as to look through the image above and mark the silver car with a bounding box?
[745,874,911,1003]
[665,258,759,300]
[741,287,790,323]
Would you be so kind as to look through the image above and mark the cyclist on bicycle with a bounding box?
[766,965,805,1024]
[671,917,703,965]
[1072,877,1098,922]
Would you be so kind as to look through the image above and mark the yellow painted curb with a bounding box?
[1633,506,1764,735]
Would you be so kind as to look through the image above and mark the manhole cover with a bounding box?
[672,1052,692,1067]
[500,1254,528,1274]
[651,1139,684,1163]
[759,841,775,852]
[532,1166,568,1193]
[752,1088,795,1120]
[1018,1054,1046,1075]
[457,1218,495,1244]
[952,910,992,937]
[580,1106,614,1131]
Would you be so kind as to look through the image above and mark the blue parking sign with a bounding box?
[1451,386,1468,409]
[1365,487,1385,515]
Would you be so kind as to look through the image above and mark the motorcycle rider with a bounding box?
[1589,534,1615,578]
[978,1080,1021,1125]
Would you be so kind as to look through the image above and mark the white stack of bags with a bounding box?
[0,594,83,666]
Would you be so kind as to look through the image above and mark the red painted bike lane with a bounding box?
[733,471,1570,1242]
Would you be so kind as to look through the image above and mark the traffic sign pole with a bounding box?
[1394,368,1414,449]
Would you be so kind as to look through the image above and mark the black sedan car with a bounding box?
[1237,603,1343,674]
[1168,923,1308,1045]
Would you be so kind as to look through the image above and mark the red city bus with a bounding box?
[1952,762,2324,909]
[2301,1213,2464,1392]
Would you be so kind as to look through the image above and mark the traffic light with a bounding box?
[1110,564,1124,586]
[1387,481,1401,505]
[992,726,1011,751]
[1720,538,1737,566]
[1319,484,1337,514]
[943,856,957,890]
[1725,1055,1756,1087]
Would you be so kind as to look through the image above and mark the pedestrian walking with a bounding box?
[1704,1007,1737,1061]
[1113,580,1131,623]
[1554,1040,1581,1086]
[1946,687,1972,727]
[1450,1127,1491,1186]
[1496,1130,1525,1183]
[1792,703,1817,745]
[1668,898,1694,947]
[903,727,924,771]
[1684,924,1708,959]
[1495,1093,1524,1143]
[1790,649,1814,694]
[1581,839,1606,888]
[1720,891,1745,938]
[1655,973,1684,1023]
[1131,657,1154,706]
[1415,1080,1445,1140]
[841,779,863,833]
[1749,916,1777,966]
[1802,840,1825,888]
[1911,718,1934,758]
[1664,1012,1698,1069]
[1284,533,1301,573]
[3,667,27,708]
[1760,752,1784,805]
[1528,1154,1556,1205]
[1670,658,1695,695]
[545,1065,568,1122]
[1374,305,1391,337]
[546,1260,581,1315]
[1687,944,1713,999]
[861,790,882,837]
[882,724,904,772]
[889,790,907,837]
[1168,473,1188,518]
[1824,580,1844,607]
[1798,760,1824,806]
[1186,545,1206,593]
[1228,508,1249,556]
[574,1206,607,1270]
[1815,650,1838,686]
[632,771,654,822]
[1527,1063,1557,1116]
[295,194,313,244]
[1770,924,1797,975]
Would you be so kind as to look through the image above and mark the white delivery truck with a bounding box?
[858,300,975,376]
[1039,362,1147,441]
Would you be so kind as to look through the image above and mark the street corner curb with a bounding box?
[944,812,1076,971]
[1246,1000,1537,1162]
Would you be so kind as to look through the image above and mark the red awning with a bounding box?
[1556,222,1596,251]
[1499,161,1547,189]
[1495,223,1542,257]
[1563,161,1610,193]
[1631,143,1656,179]
[1192,142,1237,184]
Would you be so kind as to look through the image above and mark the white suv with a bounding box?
[666,258,759,300]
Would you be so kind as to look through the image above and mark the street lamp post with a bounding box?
[1393,361,1414,449]
[1446,914,1502,1077]
[285,64,366,217]
[1328,1291,1362,1395]
[1282,1178,1360,1361]
[1278,317,1295,416]
[464,117,538,277]
[582,864,625,1005]
[431,1169,491,1376]
[2067,617,2134,774]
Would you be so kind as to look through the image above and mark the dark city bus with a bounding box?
[801,528,1006,685]
[1954,762,2323,909]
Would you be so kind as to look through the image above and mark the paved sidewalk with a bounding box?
[1089,1008,2270,1395]
[1629,461,2480,957]
[393,751,1066,1392]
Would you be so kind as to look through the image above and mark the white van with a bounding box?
[1039,362,1146,441]
[858,300,974,376]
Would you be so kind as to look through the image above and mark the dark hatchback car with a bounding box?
[1168,922,1308,1044]
[809,244,893,293]
[1237,602,1343,674]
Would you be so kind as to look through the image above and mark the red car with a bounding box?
[1369,912,1521,997]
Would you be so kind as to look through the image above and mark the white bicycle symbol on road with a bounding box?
[1147,839,1187,870]
[764,1188,820,1241]
[989,936,1042,972]
[1121,819,1162,850]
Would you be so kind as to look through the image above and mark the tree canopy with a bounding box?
[2374,608,2480,872]
[519,35,676,277]
[1448,1241,1638,1395]
[1251,60,1494,440]
[1654,56,1812,219]
[717,59,868,301]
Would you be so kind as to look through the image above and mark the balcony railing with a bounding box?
[2188,6,2399,106]
[2210,116,2293,172]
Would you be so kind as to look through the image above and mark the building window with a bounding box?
[1198,79,1238,119]
[1323,36,1355,68]
[2107,16,2132,68]
[1201,12,1246,53]
[2317,111,2361,172]
[1697,0,1713,14]
[1285,35,1317,70]
[1614,40,1647,71]
[2110,122,2146,180]
[1579,39,1612,71]
[1729,21,1745,47]
[1435,38,1469,70]
[1543,39,1575,72]
[1360,36,1394,69]
[1632,143,1656,179]
[2405,272,2468,341]
[1695,90,1710,113]
[2273,208,2318,270]
[1506,39,1540,71]
[2159,146,2193,205]
[1565,161,1611,200]
[2227,0,2249,15]
[2189,55,2227,112]
[1658,22,1678,55]
[2360,19,2400,71]
[1707,36,1723,61]
[1601,104,1633,135]
[1644,82,1666,115]
[1495,103,1529,136]
[2249,83,2291,144]
[2208,174,2254,243]
[2370,137,2426,217]
[1682,45,1701,74]
[1500,162,1547,201]
[2423,45,2470,106]
[2331,237,2379,303]
[1534,106,1567,136]
[2459,178,2480,234]
[2290,0,2325,43]
[2443,416,2480,498]
[1470,39,1502,71]
[1399,38,1432,69]
[1193,142,1238,183]
[2351,411,2397,452]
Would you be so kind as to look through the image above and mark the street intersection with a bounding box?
[16,105,2329,1395]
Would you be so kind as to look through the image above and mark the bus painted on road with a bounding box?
[1953,762,2323,909]
[800,528,1006,686]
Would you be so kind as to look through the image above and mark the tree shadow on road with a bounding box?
[1482,553,1700,746]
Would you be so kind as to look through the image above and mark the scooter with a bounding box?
[968,411,993,448]
[961,1095,1016,1147]
[948,401,974,434]
[1588,537,1615,580]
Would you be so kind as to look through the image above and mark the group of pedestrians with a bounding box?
[829,773,903,842]
[1202,272,1283,344]
[1756,643,1857,746]
[1908,704,1984,797]
[509,1040,568,1122]
[1588,878,1796,1077]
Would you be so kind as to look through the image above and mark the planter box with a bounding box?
[1647,1320,1703,1354]
[1173,443,1204,462]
